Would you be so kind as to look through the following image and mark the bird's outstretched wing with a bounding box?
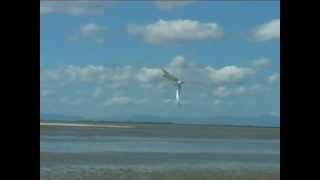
[161,68,179,82]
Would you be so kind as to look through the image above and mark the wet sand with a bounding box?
[41,166,279,180]
[40,122,134,129]
[41,123,279,180]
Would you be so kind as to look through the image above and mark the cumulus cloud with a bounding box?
[42,65,134,85]
[41,68,61,82]
[252,58,272,69]
[136,67,163,82]
[134,55,196,84]
[253,19,280,41]
[168,56,187,68]
[153,0,197,10]
[213,86,245,97]
[127,19,224,44]
[136,55,188,83]
[165,55,192,77]
[104,96,149,106]
[41,55,273,113]
[212,85,262,98]
[68,23,107,43]
[62,65,107,82]
[40,1,105,16]
[41,56,271,88]
[105,96,132,106]
[206,65,255,85]
[268,72,280,83]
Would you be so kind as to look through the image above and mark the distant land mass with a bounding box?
[40,113,280,127]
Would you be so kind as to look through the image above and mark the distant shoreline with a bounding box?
[40,120,279,129]
[40,122,134,129]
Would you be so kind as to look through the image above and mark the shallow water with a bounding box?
[40,123,280,180]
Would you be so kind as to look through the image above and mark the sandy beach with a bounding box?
[40,122,134,129]
[41,123,279,180]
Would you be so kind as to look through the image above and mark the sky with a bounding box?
[40,0,280,121]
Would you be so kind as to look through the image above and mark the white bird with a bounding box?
[161,68,184,107]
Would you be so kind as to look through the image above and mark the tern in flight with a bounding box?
[161,68,184,107]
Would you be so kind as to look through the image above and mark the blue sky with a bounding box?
[40,1,280,122]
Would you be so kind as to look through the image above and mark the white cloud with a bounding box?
[135,56,268,88]
[62,65,106,82]
[41,69,61,82]
[268,72,280,83]
[110,66,133,81]
[212,86,228,97]
[165,55,191,77]
[41,56,270,88]
[104,96,149,106]
[41,55,279,119]
[212,85,262,98]
[109,96,132,105]
[168,55,186,68]
[103,97,130,106]
[213,86,244,97]
[206,65,255,85]
[41,56,273,113]
[68,23,107,43]
[136,67,163,82]
[43,65,133,84]
[40,1,105,16]
[252,58,272,69]
[134,56,193,84]
[127,19,224,44]
[153,0,197,10]
[253,19,280,41]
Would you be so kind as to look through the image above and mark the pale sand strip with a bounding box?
[40,122,134,128]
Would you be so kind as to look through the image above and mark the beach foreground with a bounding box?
[41,166,279,180]
[41,122,279,180]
